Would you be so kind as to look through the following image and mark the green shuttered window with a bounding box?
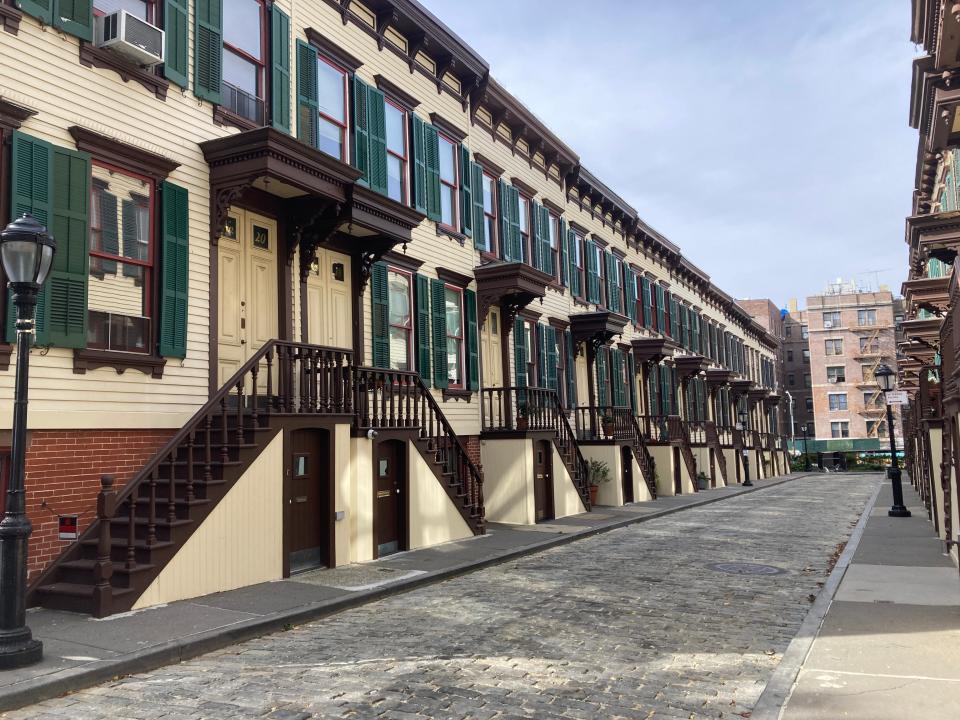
[513,317,527,389]
[159,182,190,358]
[370,262,390,368]
[270,5,291,132]
[296,40,319,146]
[430,278,447,388]
[412,115,441,220]
[596,346,609,408]
[465,289,479,391]
[53,0,93,41]
[559,218,568,287]
[470,161,485,250]
[544,325,558,392]
[164,0,189,87]
[415,274,431,386]
[194,0,223,104]
[352,77,388,195]
[565,330,576,410]
[460,146,473,238]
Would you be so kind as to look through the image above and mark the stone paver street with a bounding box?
[4,475,879,720]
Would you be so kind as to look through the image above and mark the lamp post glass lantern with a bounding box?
[0,214,55,668]
[738,409,753,487]
[874,363,910,518]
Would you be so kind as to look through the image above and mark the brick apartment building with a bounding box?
[782,301,813,445]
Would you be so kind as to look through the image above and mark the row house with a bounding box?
[902,0,960,569]
[0,0,787,617]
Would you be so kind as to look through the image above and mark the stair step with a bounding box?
[60,559,154,576]
[81,538,175,551]
[35,582,137,600]
[110,516,193,529]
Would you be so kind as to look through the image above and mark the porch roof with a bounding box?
[473,261,552,324]
[631,336,677,365]
[569,310,629,348]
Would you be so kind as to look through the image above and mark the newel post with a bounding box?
[92,474,116,618]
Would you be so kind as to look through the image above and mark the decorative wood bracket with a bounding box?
[375,9,397,50]
[210,181,254,244]
[293,201,345,281]
[339,0,353,24]
[435,54,454,94]
[407,33,429,73]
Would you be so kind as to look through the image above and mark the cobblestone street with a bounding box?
[5,475,879,720]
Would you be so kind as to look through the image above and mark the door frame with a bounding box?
[621,444,634,504]
[372,435,409,559]
[281,422,337,577]
[673,446,682,495]
[533,438,555,523]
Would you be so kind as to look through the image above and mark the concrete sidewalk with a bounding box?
[0,472,802,712]
[775,480,960,719]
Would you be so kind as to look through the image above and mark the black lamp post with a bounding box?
[0,214,55,669]
[738,408,753,487]
[802,423,811,472]
[874,363,910,518]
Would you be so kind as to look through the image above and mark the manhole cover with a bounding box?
[706,562,786,576]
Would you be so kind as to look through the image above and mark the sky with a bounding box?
[419,0,918,309]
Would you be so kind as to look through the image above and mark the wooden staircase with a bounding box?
[29,342,484,617]
[627,414,658,498]
[705,421,728,486]
[669,416,699,491]
[548,394,591,510]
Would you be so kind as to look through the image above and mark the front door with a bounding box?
[375,440,406,557]
[673,446,682,494]
[218,208,278,385]
[288,429,331,573]
[621,445,634,503]
[306,247,353,348]
[481,306,503,387]
[533,440,555,522]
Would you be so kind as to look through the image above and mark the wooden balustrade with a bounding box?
[480,386,558,432]
[575,405,633,441]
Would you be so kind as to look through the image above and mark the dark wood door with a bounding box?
[673,446,682,495]
[621,445,634,504]
[375,439,406,557]
[288,429,330,573]
[533,440,555,522]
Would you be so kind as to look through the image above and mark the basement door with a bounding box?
[288,429,332,573]
[375,440,406,558]
[621,445,634,503]
[533,440,555,522]
[218,208,278,386]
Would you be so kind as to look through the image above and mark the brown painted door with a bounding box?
[673,446,683,495]
[533,440,555,522]
[621,445,634,504]
[289,430,330,573]
[375,440,406,557]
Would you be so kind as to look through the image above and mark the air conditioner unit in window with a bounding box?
[824,320,833,328]
[828,377,838,383]
[95,11,164,67]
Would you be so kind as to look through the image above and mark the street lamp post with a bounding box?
[874,363,910,518]
[802,423,811,472]
[0,214,56,669]
[738,408,753,487]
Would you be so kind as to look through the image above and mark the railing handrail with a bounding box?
[549,392,589,490]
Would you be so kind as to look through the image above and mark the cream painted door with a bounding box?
[218,209,278,387]
[575,351,589,407]
[481,305,503,387]
[305,247,353,349]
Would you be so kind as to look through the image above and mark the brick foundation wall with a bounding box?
[21,429,175,582]
[462,435,482,470]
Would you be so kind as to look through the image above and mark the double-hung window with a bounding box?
[94,0,154,20]
[438,134,459,229]
[444,285,464,388]
[802,348,810,363]
[518,195,530,264]
[828,393,847,411]
[801,324,809,339]
[825,339,843,355]
[830,421,849,439]
[387,268,413,371]
[826,366,846,383]
[861,364,875,382]
[222,0,266,124]
[822,311,840,328]
[87,163,155,354]
[482,173,497,253]
[384,101,408,204]
[316,56,349,160]
[858,309,877,326]
[573,232,585,298]
[595,244,606,307]
[548,214,560,282]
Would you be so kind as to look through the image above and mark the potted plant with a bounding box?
[697,470,709,491]
[516,405,529,431]
[601,412,615,438]
[587,458,610,505]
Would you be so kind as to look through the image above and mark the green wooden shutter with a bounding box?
[352,76,370,185]
[568,227,580,296]
[660,363,671,415]
[460,145,473,237]
[625,270,637,324]
[596,346,609,408]
[411,114,427,213]
[584,241,598,303]
[193,0,222,104]
[296,40,318,146]
[627,352,638,414]
[46,145,91,349]
[471,162,485,250]
[536,325,546,388]
[612,349,626,408]
[508,185,522,262]
[648,364,659,417]
[641,276,651,328]
[465,288,479,391]
[545,326,558,392]
[565,330,576,410]
[367,85,387,195]
[424,123,441,221]
[121,199,141,277]
[430,278,447,388]
[414,273,431,386]
[99,192,118,275]
[498,180,511,260]
[559,217,568,286]
[164,0,189,88]
[655,284,664,333]
[15,0,52,24]
[270,5,291,132]
[530,202,542,271]
[513,316,527,388]
[370,262,389,368]
[159,181,189,358]
[54,0,93,41]
[6,132,54,344]
[605,252,621,313]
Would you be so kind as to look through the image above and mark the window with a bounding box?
[94,0,152,20]
[862,364,875,382]
[802,349,810,363]
[481,173,497,253]
[785,325,792,337]
[866,420,888,437]
[88,163,155,353]
[788,373,795,386]
[222,0,266,124]
[316,56,349,160]
[573,232,585,298]
[858,309,877,326]
[805,397,813,410]
[826,366,846,383]
[787,349,794,361]
[859,336,879,354]
[894,314,904,326]
[595,244,606,307]
[822,311,841,328]
[828,393,848,411]
[548,214,560,281]
[387,269,413,371]
[384,101,407,203]
[825,339,843,355]
[831,421,849,438]
[444,285,464,387]
[438,134,458,229]
[801,324,809,339]
[517,195,530,264]
[863,390,881,407]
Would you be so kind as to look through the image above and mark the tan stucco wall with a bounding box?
[632,454,654,502]
[481,438,534,524]
[723,448,740,486]
[344,433,372,565]
[551,445,588,519]
[649,445,674,497]
[582,445,623,506]
[132,432,284,609]
[930,427,945,541]
[408,440,473,548]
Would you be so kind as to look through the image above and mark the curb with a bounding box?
[749,478,883,720]
[0,473,807,713]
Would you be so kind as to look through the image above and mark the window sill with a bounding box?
[213,105,261,132]
[79,44,169,101]
[436,225,468,246]
[573,298,591,309]
[0,343,11,371]
[73,349,167,379]
[442,388,473,402]
[0,4,21,34]
[547,281,565,295]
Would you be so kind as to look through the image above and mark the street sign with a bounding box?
[885,390,908,405]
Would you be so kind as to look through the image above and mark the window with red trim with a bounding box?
[573,232,584,298]
[444,285,464,387]
[518,195,530,265]
[316,55,349,161]
[481,173,498,254]
[88,163,155,354]
[384,101,408,204]
[595,244,607,308]
[438,134,459,229]
[93,0,154,22]
[387,267,413,371]
[221,0,266,124]
[548,214,560,282]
